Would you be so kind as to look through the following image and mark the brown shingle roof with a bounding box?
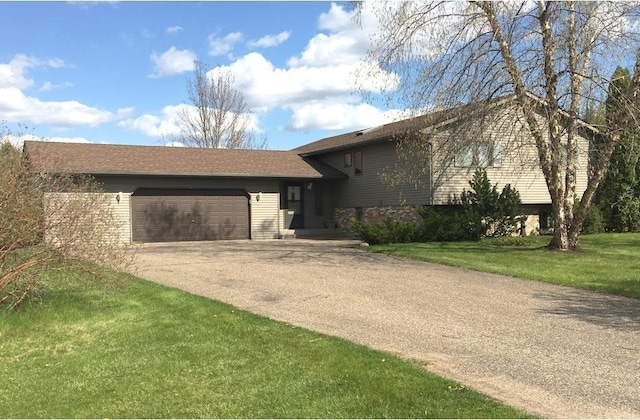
[24,141,346,179]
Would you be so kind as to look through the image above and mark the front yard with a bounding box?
[369,233,640,299]
[0,264,530,418]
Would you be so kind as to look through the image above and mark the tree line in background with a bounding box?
[584,66,640,233]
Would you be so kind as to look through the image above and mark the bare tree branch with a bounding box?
[175,60,267,150]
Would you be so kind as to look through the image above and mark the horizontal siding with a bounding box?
[319,142,430,208]
[112,192,132,243]
[250,192,280,239]
[431,105,590,205]
[44,192,131,244]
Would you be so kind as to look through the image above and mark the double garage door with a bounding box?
[131,189,250,242]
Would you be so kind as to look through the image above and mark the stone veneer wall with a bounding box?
[334,206,422,230]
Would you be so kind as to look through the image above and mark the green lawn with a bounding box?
[369,233,640,299]
[0,266,531,419]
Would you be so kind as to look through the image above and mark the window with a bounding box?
[354,151,363,175]
[344,153,352,167]
[455,141,502,168]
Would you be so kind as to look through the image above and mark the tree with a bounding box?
[1,126,134,308]
[175,60,266,149]
[460,168,526,238]
[598,66,640,231]
[362,1,640,250]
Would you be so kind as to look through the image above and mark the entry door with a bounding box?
[285,184,304,229]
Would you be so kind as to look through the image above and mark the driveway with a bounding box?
[133,239,640,418]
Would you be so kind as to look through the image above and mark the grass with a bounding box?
[369,233,640,299]
[0,266,531,418]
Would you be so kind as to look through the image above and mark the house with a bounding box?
[23,95,596,243]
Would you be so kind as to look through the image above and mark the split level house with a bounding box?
[23,94,596,243]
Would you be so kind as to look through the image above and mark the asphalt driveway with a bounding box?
[132,239,640,418]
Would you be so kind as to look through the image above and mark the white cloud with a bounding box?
[0,54,72,90]
[149,47,197,78]
[289,101,405,132]
[317,2,356,32]
[0,87,132,128]
[209,52,397,110]
[0,54,126,130]
[164,141,186,147]
[248,31,291,48]
[3,133,92,148]
[0,54,40,89]
[166,25,183,35]
[46,57,71,69]
[198,3,399,134]
[288,3,373,68]
[208,32,244,56]
[39,81,74,92]
[120,103,262,139]
[118,104,184,138]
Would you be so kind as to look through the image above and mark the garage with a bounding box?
[131,189,250,242]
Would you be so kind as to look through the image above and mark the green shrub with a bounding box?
[581,203,605,234]
[351,220,420,245]
[351,169,525,245]
[462,169,526,237]
[417,206,483,242]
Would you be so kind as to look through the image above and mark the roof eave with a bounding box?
[35,169,332,179]
[297,135,396,157]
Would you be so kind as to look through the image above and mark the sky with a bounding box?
[0,1,404,150]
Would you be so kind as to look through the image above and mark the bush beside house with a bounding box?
[352,169,526,245]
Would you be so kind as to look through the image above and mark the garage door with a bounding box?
[131,189,250,242]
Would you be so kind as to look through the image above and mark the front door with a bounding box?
[284,184,304,229]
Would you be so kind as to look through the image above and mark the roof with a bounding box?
[294,93,600,156]
[23,141,346,179]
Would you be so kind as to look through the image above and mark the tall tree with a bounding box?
[362,1,640,250]
[598,66,640,231]
[176,60,266,149]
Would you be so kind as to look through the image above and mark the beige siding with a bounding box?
[44,192,131,244]
[250,192,280,239]
[110,192,132,243]
[431,105,590,205]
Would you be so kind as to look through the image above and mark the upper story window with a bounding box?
[354,151,363,175]
[455,141,502,168]
[344,153,352,167]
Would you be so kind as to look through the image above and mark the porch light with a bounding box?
[115,192,122,203]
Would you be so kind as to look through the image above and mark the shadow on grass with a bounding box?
[535,288,640,331]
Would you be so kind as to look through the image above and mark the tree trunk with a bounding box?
[548,196,569,250]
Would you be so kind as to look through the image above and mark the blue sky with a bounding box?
[1,1,402,150]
